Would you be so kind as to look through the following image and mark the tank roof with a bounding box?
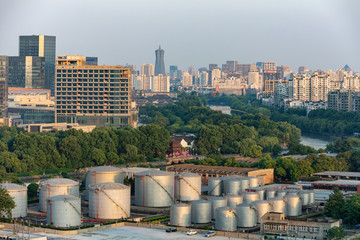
[172,203,190,207]
[135,169,174,177]
[89,182,129,190]
[88,166,123,173]
[48,194,80,201]
[0,183,26,191]
[217,206,235,212]
[210,196,226,201]
[41,178,78,186]
[253,200,269,204]
[226,194,242,199]
[175,172,200,178]
[192,199,210,204]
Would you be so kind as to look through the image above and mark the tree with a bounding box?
[27,183,39,198]
[324,187,345,219]
[327,226,345,240]
[342,194,360,225]
[0,186,15,218]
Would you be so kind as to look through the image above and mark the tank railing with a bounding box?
[99,189,130,218]
[148,175,175,203]
[208,180,223,196]
[179,177,201,196]
[65,199,81,217]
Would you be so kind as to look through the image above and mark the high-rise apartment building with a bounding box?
[141,64,154,77]
[343,74,360,91]
[209,64,218,72]
[134,75,152,91]
[155,46,165,76]
[248,69,262,90]
[169,65,178,79]
[55,55,136,128]
[151,74,170,92]
[289,73,330,102]
[8,56,45,89]
[0,56,8,124]
[199,71,209,86]
[19,35,56,94]
[182,72,193,87]
[328,90,353,111]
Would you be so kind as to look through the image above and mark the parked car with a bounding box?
[166,227,177,233]
[204,231,216,237]
[186,229,198,235]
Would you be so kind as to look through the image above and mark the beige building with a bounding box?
[261,212,340,240]
[141,64,154,77]
[18,122,96,133]
[55,55,137,128]
[151,74,170,92]
[343,74,360,91]
[182,72,193,87]
[8,87,54,108]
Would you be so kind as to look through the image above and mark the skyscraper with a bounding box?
[141,64,155,76]
[0,56,8,124]
[155,46,165,76]
[19,35,56,94]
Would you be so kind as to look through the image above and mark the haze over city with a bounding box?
[1,0,360,71]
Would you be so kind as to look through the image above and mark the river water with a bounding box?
[208,105,331,150]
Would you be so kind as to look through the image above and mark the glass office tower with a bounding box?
[19,35,56,94]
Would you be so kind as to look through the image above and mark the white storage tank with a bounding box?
[135,170,174,207]
[248,177,260,188]
[236,203,257,227]
[226,195,243,209]
[208,178,223,196]
[39,178,79,212]
[257,188,266,200]
[85,166,123,200]
[210,197,227,219]
[215,207,237,232]
[276,190,287,198]
[170,203,191,227]
[224,179,242,195]
[266,189,276,200]
[47,195,81,227]
[191,199,211,224]
[89,182,130,219]
[285,195,302,217]
[268,197,286,214]
[239,178,250,192]
[308,191,315,204]
[0,183,27,218]
[243,191,260,204]
[174,173,201,201]
[300,191,310,206]
[253,200,271,223]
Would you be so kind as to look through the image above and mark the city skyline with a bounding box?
[0,0,359,72]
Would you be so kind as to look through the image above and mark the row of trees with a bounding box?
[0,124,170,176]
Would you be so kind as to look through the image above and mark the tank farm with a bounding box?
[9,166,318,234]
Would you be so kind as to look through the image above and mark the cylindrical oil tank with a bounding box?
[170,203,191,227]
[89,182,130,219]
[191,200,212,224]
[236,204,257,228]
[224,179,242,195]
[253,200,271,223]
[174,173,201,201]
[243,192,260,204]
[210,197,227,219]
[0,183,27,218]
[208,178,223,196]
[248,177,260,188]
[39,178,79,212]
[300,191,310,206]
[266,189,276,200]
[308,191,315,204]
[135,170,174,207]
[285,195,302,217]
[257,188,266,200]
[215,207,237,232]
[239,178,250,192]
[85,166,123,200]
[268,197,286,214]
[226,195,243,209]
[47,195,81,227]
[276,190,287,199]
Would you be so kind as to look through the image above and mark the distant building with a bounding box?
[261,212,340,240]
[199,71,209,86]
[0,56,8,125]
[313,171,360,181]
[8,56,45,89]
[327,89,353,111]
[208,64,218,72]
[248,69,262,91]
[182,72,193,87]
[298,66,310,74]
[18,122,96,133]
[134,75,152,91]
[19,35,56,94]
[289,73,330,102]
[169,65,178,79]
[55,55,137,128]
[154,46,165,76]
[151,74,170,92]
[141,64,154,77]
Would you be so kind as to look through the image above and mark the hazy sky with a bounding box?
[1,0,359,72]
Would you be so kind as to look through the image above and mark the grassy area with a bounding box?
[298,211,324,218]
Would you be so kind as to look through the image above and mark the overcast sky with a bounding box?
[0,0,359,72]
